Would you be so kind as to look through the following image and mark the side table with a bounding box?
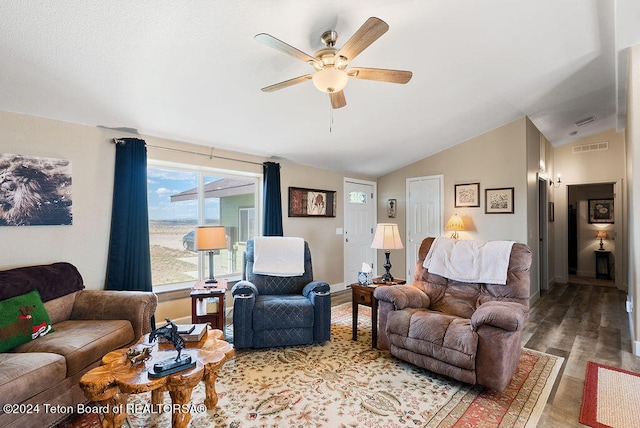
[351,278,405,348]
[594,250,611,280]
[190,288,226,330]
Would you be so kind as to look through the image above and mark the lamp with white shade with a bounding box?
[196,226,227,283]
[371,223,404,283]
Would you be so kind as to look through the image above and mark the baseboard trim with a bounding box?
[530,289,541,305]
[330,282,347,293]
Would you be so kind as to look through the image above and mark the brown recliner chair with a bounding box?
[374,237,531,391]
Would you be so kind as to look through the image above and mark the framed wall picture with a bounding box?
[0,153,72,226]
[454,183,480,208]
[288,187,336,217]
[485,187,514,214]
[549,202,555,222]
[588,199,614,223]
[387,199,397,218]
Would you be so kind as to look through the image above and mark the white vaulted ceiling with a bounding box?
[1,0,639,177]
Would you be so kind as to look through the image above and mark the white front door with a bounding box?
[344,179,376,288]
[406,175,443,280]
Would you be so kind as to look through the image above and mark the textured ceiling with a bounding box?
[1,1,639,177]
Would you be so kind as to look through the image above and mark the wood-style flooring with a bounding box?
[526,280,639,427]
[332,277,640,427]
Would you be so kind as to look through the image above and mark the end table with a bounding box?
[351,278,405,348]
[190,288,226,330]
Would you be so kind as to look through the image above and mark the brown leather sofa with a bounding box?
[374,237,531,391]
[0,263,157,428]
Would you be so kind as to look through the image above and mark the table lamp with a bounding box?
[371,223,404,283]
[445,214,466,239]
[196,226,226,283]
[595,230,608,251]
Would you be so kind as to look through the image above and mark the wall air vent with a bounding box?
[572,141,609,154]
[574,116,595,127]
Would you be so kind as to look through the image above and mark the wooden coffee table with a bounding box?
[79,327,234,428]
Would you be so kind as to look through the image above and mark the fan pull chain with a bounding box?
[329,105,334,133]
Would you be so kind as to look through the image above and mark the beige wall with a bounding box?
[552,128,627,287]
[0,111,117,288]
[0,111,372,297]
[377,117,531,289]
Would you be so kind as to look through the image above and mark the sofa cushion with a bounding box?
[44,291,78,325]
[0,352,66,406]
[253,295,313,330]
[0,290,54,352]
[387,308,478,370]
[11,319,134,376]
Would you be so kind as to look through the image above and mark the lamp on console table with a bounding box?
[196,226,226,283]
[595,230,608,251]
[371,223,404,283]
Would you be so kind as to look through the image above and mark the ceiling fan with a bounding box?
[255,17,412,109]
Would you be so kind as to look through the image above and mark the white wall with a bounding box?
[626,45,640,354]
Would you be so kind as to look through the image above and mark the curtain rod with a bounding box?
[112,138,263,166]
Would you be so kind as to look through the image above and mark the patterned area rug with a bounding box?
[579,361,640,427]
[58,302,562,427]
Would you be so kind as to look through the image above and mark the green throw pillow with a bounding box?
[0,290,54,352]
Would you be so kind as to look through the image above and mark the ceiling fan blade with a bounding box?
[347,67,413,84]
[329,90,346,109]
[255,33,321,68]
[337,17,389,62]
[261,75,313,92]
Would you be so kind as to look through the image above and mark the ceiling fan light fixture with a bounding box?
[312,67,348,93]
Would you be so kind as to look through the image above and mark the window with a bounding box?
[238,207,255,243]
[147,164,258,288]
[349,191,368,204]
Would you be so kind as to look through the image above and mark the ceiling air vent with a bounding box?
[574,116,595,127]
[572,141,609,154]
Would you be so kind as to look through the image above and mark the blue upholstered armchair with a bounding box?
[231,239,331,349]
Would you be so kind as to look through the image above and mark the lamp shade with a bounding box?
[595,230,608,239]
[445,214,466,232]
[312,67,348,93]
[371,223,404,250]
[196,226,226,251]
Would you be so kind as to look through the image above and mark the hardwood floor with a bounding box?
[526,281,639,427]
[333,279,640,427]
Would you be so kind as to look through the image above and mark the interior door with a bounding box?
[344,179,376,287]
[406,175,443,280]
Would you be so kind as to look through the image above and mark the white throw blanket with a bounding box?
[253,236,305,277]
[423,237,515,285]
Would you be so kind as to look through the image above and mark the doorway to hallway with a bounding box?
[566,182,616,285]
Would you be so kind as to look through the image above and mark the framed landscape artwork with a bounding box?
[454,183,480,208]
[588,199,614,223]
[485,187,514,214]
[0,153,72,226]
[288,187,336,217]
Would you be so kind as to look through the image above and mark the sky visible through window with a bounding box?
[147,167,220,221]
